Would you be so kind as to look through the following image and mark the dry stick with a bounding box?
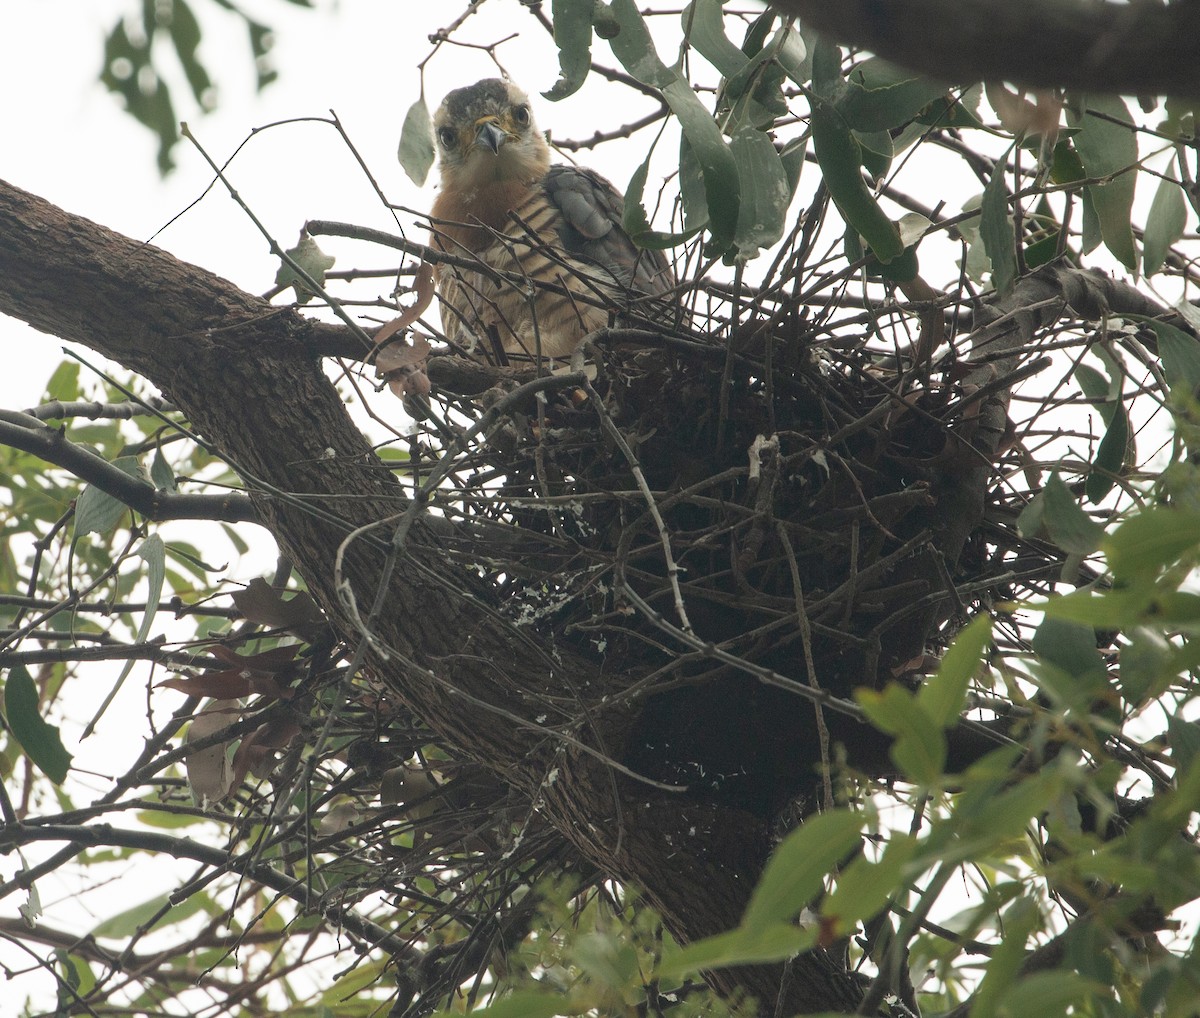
[335,370,589,646]
[583,379,694,636]
[327,370,685,793]
[776,521,834,812]
[180,126,375,355]
[856,860,958,1016]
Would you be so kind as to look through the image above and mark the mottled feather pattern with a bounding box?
[428,79,675,362]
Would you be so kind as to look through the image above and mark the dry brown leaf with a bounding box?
[230,716,303,785]
[232,577,324,632]
[185,707,237,806]
[371,261,435,400]
[985,83,1062,141]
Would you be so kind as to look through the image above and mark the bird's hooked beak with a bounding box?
[473,117,508,155]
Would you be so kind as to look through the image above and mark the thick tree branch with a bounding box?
[0,177,863,1013]
[768,0,1200,98]
[0,411,257,523]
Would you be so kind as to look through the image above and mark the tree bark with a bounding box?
[768,0,1200,98]
[0,178,867,1013]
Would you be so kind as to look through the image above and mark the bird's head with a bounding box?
[433,78,550,191]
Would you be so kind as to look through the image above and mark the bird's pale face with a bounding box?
[434,79,550,191]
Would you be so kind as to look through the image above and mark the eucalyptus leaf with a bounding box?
[1153,319,1200,396]
[837,58,949,132]
[1144,160,1188,276]
[1068,95,1139,271]
[980,143,1017,295]
[684,0,746,78]
[730,122,790,259]
[609,0,739,254]
[75,456,143,536]
[742,809,865,929]
[918,614,993,729]
[397,96,435,186]
[543,0,595,100]
[3,664,73,783]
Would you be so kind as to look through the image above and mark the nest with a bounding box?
[401,271,1094,815]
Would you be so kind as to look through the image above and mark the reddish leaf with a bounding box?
[232,578,325,631]
[230,716,302,785]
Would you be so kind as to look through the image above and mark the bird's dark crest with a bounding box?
[438,78,512,122]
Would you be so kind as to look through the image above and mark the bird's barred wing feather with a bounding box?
[542,165,674,298]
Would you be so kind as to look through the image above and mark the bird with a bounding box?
[427,78,675,362]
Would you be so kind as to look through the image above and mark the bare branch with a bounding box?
[768,0,1200,98]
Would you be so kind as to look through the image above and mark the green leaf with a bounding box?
[1036,585,1154,628]
[1151,319,1200,396]
[137,534,166,635]
[432,990,579,1018]
[660,921,816,978]
[321,959,390,1006]
[822,834,919,933]
[150,446,177,491]
[1144,159,1188,275]
[608,0,740,255]
[980,144,1018,296]
[1032,616,1107,687]
[75,456,143,536]
[999,971,1102,1017]
[810,42,903,264]
[837,58,949,132]
[867,212,925,283]
[854,128,893,180]
[771,19,812,88]
[1103,506,1200,581]
[624,151,703,250]
[55,950,97,1001]
[1075,358,1133,505]
[943,763,1063,865]
[44,360,81,402]
[168,0,213,108]
[275,232,336,303]
[100,19,179,174]
[1049,137,1086,186]
[916,85,984,129]
[397,96,435,186]
[729,122,790,259]
[810,102,902,263]
[605,0,673,88]
[3,664,73,783]
[962,898,1041,1018]
[1116,625,1173,705]
[918,614,993,728]
[544,0,595,100]
[858,684,946,783]
[684,0,747,78]
[1039,473,1104,555]
[91,889,212,939]
[246,19,278,90]
[1088,389,1130,505]
[677,134,709,233]
[665,77,741,256]
[1068,95,1139,271]
[742,809,865,929]
[573,932,637,990]
[1168,715,1200,775]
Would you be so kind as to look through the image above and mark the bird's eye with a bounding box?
[437,126,457,148]
[512,105,531,127]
